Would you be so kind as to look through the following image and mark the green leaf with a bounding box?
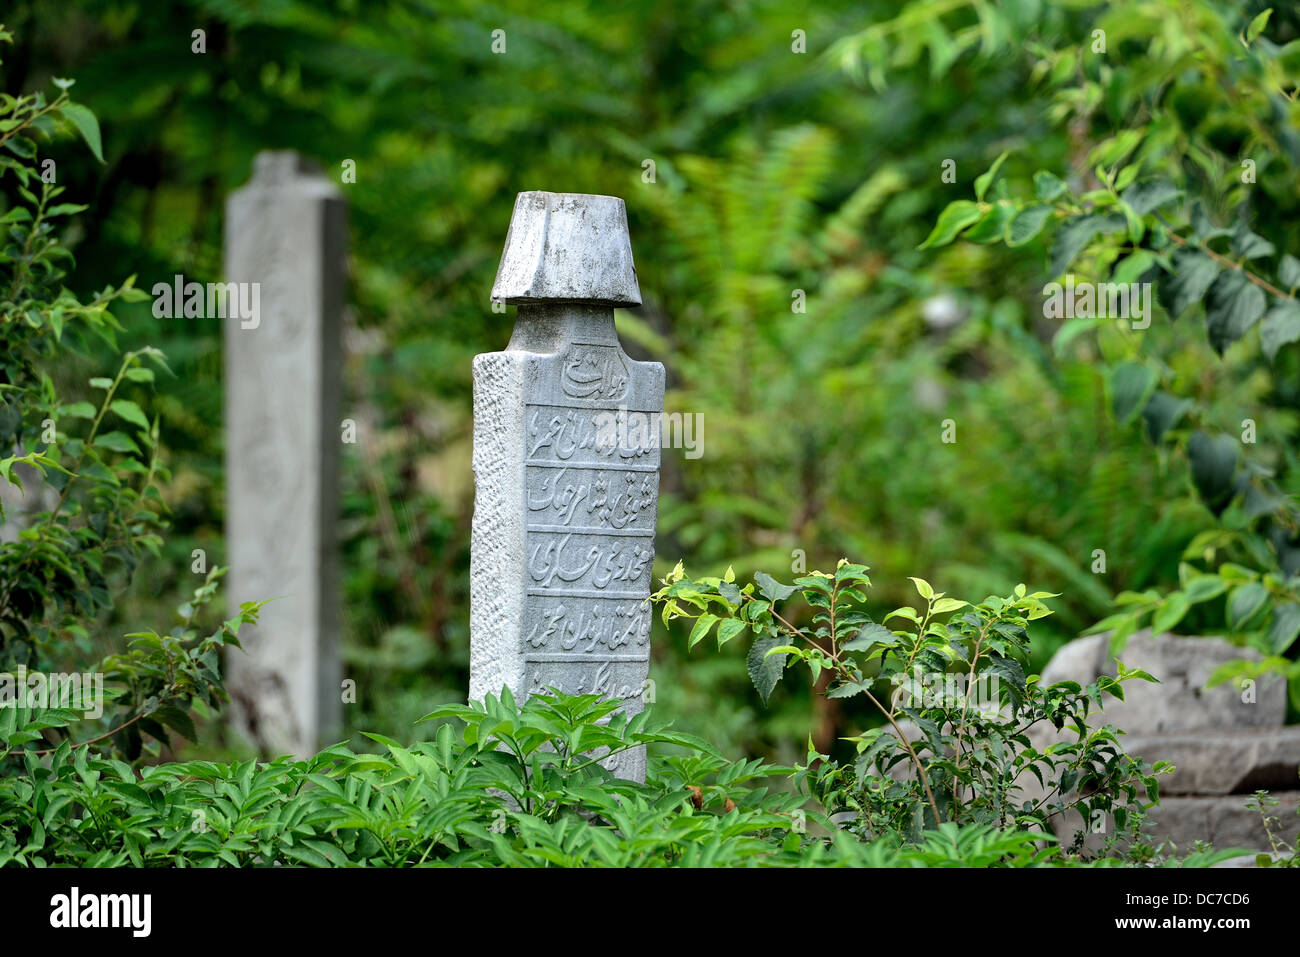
[1226,583,1269,632]
[1278,254,1300,290]
[687,613,719,650]
[844,622,896,653]
[754,571,797,602]
[983,655,1026,707]
[1109,362,1157,426]
[716,617,747,648]
[1007,205,1052,246]
[61,401,96,420]
[1048,213,1123,278]
[1182,575,1227,605]
[1033,170,1068,202]
[908,577,934,600]
[1187,431,1239,515]
[930,597,968,614]
[1205,270,1265,354]
[1190,202,1232,242]
[1231,221,1275,260]
[109,399,149,431]
[964,201,1015,243]
[747,636,787,705]
[918,200,983,249]
[1246,8,1272,42]
[59,102,104,163]
[89,377,113,389]
[93,431,140,455]
[1120,179,1181,216]
[1267,602,1300,654]
[1158,250,1218,318]
[1151,592,1190,635]
[1141,391,1192,442]
[1260,301,1300,362]
[153,704,198,743]
[974,151,1009,203]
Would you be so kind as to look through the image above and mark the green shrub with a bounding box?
[1,688,1244,867]
[653,560,1172,852]
[0,37,258,762]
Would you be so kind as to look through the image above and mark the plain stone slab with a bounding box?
[224,151,346,759]
[1040,629,1285,734]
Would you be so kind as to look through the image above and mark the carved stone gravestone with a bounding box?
[470,191,662,781]
[224,151,346,758]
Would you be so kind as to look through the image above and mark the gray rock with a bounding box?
[471,192,662,781]
[1122,728,1300,795]
[1040,629,1284,734]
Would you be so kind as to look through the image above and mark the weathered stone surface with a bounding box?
[224,150,346,759]
[1040,629,1284,733]
[491,191,641,306]
[1122,729,1300,795]
[471,192,661,781]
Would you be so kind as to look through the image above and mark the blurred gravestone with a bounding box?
[223,151,346,758]
[470,191,661,781]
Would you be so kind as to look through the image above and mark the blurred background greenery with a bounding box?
[3,0,1294,765]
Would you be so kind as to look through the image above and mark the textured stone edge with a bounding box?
[468,351,526,703]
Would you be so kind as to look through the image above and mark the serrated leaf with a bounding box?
[754,571,797,602]
[747,636,787,705]
[1049,213,1123,278]
[715,618,747,649]
[1033,170,1067,202]
[1205,270,1265,354]
[1279,254,1300,289]
[1007,205,1051,246]
[1121,179,1181,216]
[1231,221,1275,260]
[1260,301,1300,362]
[1158,249,1218,318]
[844,622,896,653]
